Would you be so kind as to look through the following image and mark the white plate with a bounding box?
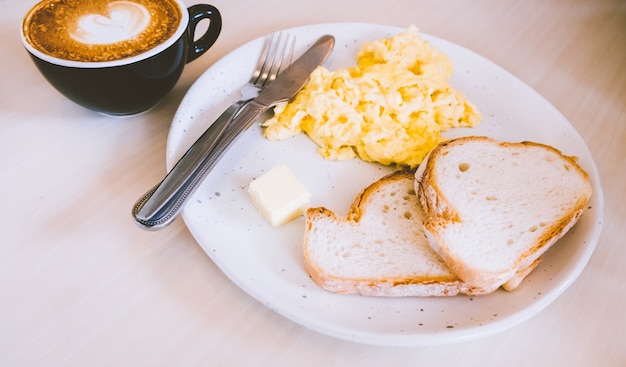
[166,23,604,346]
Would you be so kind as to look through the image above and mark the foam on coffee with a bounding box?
[70,1,150,45]
[23,0,182,63]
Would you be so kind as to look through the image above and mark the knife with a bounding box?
[133,34,335,230]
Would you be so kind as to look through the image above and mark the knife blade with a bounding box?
[133,34,335,230]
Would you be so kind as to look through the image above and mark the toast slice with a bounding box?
[303,170,486,297]
[415,136,592,293]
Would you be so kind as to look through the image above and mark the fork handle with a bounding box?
[132,100,267,230]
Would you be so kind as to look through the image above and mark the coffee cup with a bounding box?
[21,0,222,115]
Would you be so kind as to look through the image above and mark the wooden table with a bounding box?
[2,0,624,365]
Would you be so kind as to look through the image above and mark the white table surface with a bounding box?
[1,0,624,366]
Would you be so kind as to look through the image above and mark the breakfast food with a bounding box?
[302,137,592,297]
[415,136,593,293]
[262,25,481,168]
[248,165,311,227]
[303,170,485,297]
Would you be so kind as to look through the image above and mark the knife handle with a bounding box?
[132,100,267,230]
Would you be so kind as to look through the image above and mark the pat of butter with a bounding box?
[248,165,311,227]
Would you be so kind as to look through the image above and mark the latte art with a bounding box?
[23,0,182,63]
[71,1,151,45]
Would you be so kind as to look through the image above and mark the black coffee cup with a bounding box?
[21,0,222,116]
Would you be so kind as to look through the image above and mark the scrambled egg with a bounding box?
[262,25,481,168]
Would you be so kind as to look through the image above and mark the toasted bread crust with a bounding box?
[347,170,415,223]
[415,136,592,291]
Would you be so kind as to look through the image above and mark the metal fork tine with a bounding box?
[286,36,295,68]
[256,33,281,85]
[265,35,287,85]
[267,34,295,84]
[250,34,272,83]
[250,32,295,88]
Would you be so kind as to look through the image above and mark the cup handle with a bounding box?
[186,4,222,63]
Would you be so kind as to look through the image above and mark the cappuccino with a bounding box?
[23,0,182,63]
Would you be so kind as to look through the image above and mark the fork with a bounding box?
[132,33,296,230]
[209,33,295,137]
[233,33,296,116]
